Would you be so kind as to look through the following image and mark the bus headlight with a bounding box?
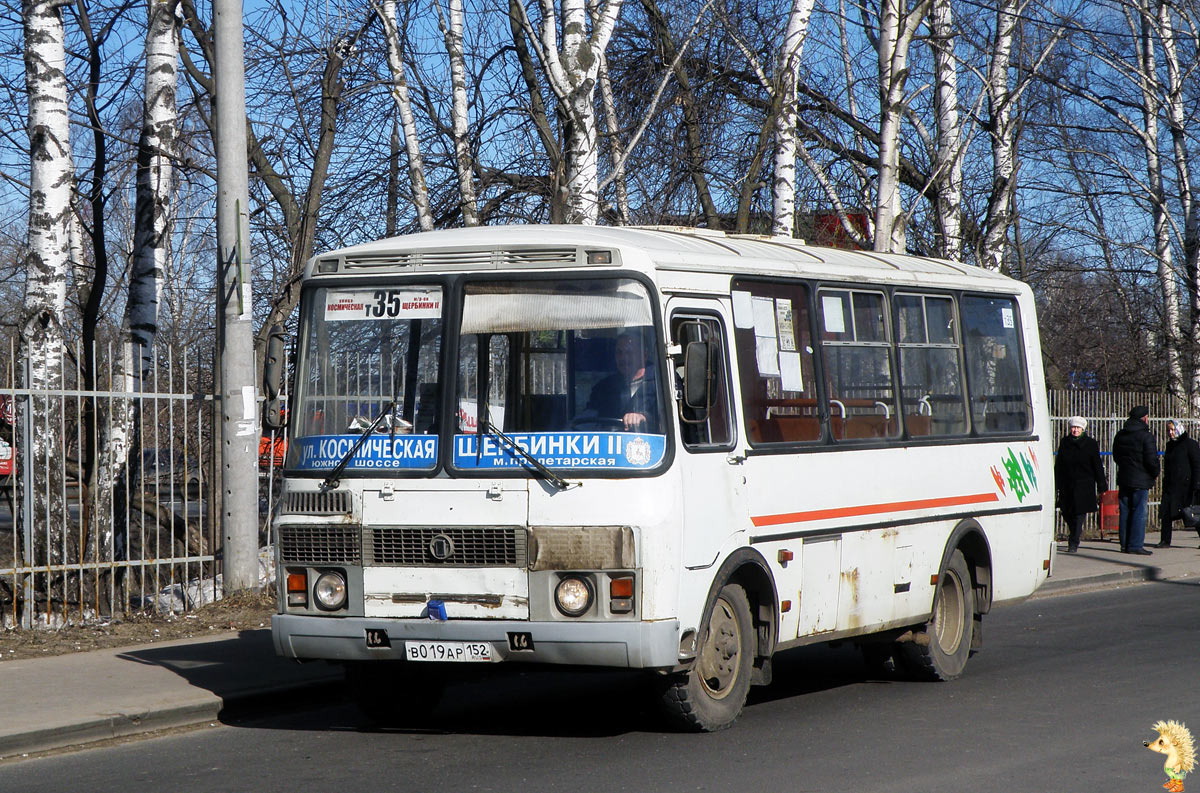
[313,570,347,611]
[555,575,593,617]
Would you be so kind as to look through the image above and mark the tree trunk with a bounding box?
[873,0,928,253]
[22,0,73,610]
[930,0,962,260]
[770,0,816,237]
[1134,6,1182,394]
[438,0,479,225]
[980,0,1017,272]
[381,0,434,232]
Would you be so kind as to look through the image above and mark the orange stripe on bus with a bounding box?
[750,492,1001,528]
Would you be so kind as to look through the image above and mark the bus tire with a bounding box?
[344,661,445,726]
[659,583,754,732]
[901,549,974,681]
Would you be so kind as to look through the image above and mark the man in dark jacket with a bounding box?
[1111,405,1160,554]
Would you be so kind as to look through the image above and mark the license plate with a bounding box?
[405,640,494,662]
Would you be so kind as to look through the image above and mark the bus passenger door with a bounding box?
[668,303,747,569]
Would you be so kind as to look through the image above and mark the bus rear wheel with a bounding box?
[900,549,974,681]
[344,661,446,726]
[659,583,754,732]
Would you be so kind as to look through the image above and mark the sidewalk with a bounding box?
[2,532,1200,761]
[1036,529,1200,597]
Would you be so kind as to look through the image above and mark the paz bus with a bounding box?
[264,225,1054,731]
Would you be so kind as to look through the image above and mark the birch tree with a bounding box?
[929,0,962,259]
[771,0,816,237]
[22,0,73,591]
[1155,0,1200,408]
[379,0,435,231]
[94,0,180,569]
[434,0,479,225]
[516,0,624,224]
[873,0,930,253]
[1131,1,1183,394]
[979,0,1018,271]
[129,0,177,383]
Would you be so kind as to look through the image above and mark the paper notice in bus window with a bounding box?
[324,288,443,321]
[756,337,780,376]
[822,295,846,334]
[779,351,803,391]
[1001,307,1014,329]
[775,300,796,351]
[732,291,754,328]
[752,297,777,338]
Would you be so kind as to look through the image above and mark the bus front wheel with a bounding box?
[659,583,754,732]
[901,549,974,681]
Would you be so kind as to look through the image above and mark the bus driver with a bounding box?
[585,330,659,433]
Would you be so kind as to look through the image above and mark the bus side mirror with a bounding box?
[263,324,287,431]
[683,340,713,412]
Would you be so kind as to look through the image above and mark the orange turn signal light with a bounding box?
[609,577,634,598]
[287,570,308,608]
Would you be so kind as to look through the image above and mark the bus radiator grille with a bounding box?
[280,489,352,516]
[365,527,528,567]
[279,525,362,565]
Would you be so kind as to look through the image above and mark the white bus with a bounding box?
[265,225,1054,731]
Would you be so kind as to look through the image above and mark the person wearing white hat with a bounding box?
[1055,416,1106,553]
[1157,419,1200,547]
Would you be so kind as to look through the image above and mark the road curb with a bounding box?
[1032,567,1158,599]
[0,674,344,761]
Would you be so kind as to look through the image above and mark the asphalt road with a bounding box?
[2,580,1197,792]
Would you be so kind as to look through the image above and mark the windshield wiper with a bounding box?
[481,419,577,492]
[322,399,396,489]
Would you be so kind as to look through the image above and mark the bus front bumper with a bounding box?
[272,613,682,669]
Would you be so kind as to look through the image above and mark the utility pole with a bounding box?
[213,0,258,592]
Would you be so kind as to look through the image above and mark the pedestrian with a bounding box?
[1054,416,1107,553]
[1112,405,1160,555]
[1156,418,1200,548]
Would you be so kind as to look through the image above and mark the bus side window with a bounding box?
[672,314,733,448]
[894,293,968,437]
[961,295,1032,434]
[818,289,900,441]
[731,280,821,445]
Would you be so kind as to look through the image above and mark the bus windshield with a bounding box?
[452,276,668,473]
[287,285,444,472]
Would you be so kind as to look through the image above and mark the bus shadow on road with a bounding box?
[746,641,886,707]
[221,646,880,738]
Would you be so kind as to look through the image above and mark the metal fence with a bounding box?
[1,337,228,629]
[1048,390,1193,541]
[0,372,1183,628]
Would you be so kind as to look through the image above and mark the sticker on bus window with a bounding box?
[822,294,846,333]
[732,291,754,328]
[324,288,442,321]
[1001,307,1014,329]
[756,338,780,376]
[290,434,438,470]
[453,432,666,470]
[779,351,803,391]
[752,296,777,338]
[775,300,796,351]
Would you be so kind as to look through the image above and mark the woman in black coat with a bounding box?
[1157,419,1200,547]
[1055,416,1107,553]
